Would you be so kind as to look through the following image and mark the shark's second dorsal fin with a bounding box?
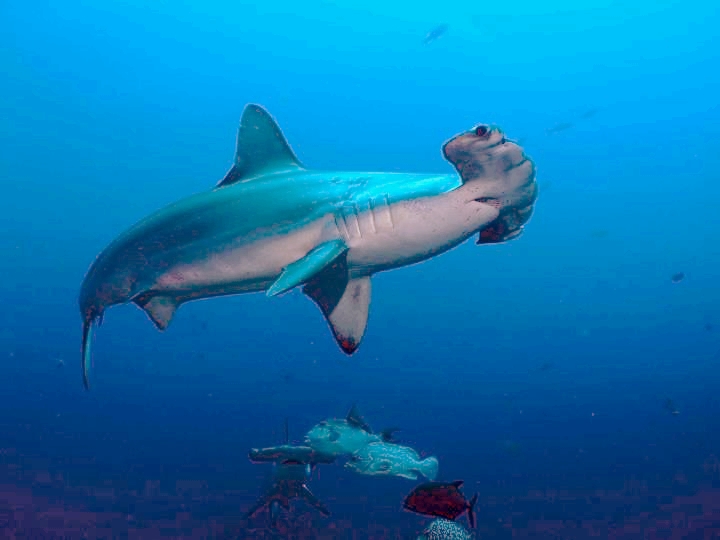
[217,104,304,187]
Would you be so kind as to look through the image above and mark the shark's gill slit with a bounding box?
[367,199,378,234]
[351,204,362,238]
[382,194,395,230]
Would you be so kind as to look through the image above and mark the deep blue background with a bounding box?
[1,0,719,536]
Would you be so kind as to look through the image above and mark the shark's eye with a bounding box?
[475,125,490,138]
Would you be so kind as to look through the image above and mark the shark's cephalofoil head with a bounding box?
[442,124,538,245]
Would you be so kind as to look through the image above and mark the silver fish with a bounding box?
[345,441,438,480]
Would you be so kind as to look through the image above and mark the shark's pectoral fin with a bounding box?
[299,485,331,517]
[267,239,348,297]
[244,492,273,520]
[303,254,371,355]
[132,294,179,330]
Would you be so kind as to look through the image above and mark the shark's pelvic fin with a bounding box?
[302,250,371,354]
[133,294,179,330]
[267,239,348,297]
[217,103,305,187]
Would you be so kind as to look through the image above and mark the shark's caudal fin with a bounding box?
[80,317,95,390]
[217,104,305,187]
[417,456,439,481]
[302,251,371,355]
[467,492,478,529]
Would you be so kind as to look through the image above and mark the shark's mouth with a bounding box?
[476,205,532,245]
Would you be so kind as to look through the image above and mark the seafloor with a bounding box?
[2,450,720,539]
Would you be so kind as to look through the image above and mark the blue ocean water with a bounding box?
[1,0,719,537]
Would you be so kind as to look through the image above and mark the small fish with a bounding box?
[346,442,439,480]
[664,398,680,416]
[537,362,553,372]
[705,323,713,332]
[305,405,398,457]
[671,272,685,283]
[403,481,478,527]
[418,518,474,540]
[545,122,573,135]
[423,24,449,45]
[579,108,599,119]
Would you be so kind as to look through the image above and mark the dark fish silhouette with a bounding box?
[403,480,478,528]
[423,24,449,45]
[537,361,553,372]
[546,122,573,135]
[664,398,680,415]
[579,108,599,119]
[671,272,685,283]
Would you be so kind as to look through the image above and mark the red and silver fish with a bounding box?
[403,480,478,528]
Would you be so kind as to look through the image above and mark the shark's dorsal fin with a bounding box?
[217,104,304,187]
[302,250,371,355]
[345,404,373,433]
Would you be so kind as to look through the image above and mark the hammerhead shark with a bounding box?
[78,104,538,388]
[245,418,332,526]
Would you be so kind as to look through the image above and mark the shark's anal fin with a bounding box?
[267,239,348,298]
[217,104,304,187]
[133,294,179,330]
[303,252,371,355]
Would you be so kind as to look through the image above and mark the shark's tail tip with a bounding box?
[81,314,98,391]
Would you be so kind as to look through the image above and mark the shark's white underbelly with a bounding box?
[345,192,498,276]
[148,191,497,298]
[152,219,331,296]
